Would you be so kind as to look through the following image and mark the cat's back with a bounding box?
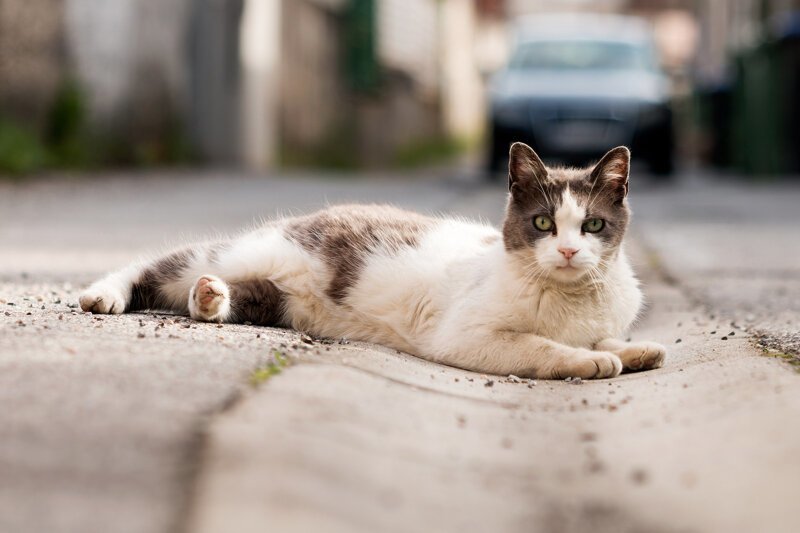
[268,204,499,346]
[283,204,436,257]
[283,203,499,259]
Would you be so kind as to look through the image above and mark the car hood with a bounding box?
[490,69,669,104]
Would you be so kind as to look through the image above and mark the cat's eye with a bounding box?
[582,218,605,233]
[533,215,554,232]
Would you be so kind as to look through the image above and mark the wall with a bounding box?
[279,0,348,161]
[0,0,65,129]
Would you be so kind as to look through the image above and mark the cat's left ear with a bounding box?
[590,146,630,200]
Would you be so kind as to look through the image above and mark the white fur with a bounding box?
[80,193,661,379]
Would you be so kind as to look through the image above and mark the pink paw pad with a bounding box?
[196,277,221,311]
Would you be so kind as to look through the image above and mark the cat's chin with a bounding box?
[547,265,591,284]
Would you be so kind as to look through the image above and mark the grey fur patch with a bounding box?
[129,248,195,311]
[228,278,287,326]
[503,144,631,251]
[284,205,433,303]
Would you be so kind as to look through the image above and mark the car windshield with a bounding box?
[509,40,655,71]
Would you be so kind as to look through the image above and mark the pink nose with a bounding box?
[558,247,579,260]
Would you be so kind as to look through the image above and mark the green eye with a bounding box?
[533,215,554,232]
[582,218,605,233]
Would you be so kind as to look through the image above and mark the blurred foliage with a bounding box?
[280,122,359,170]
[0,80,94,175]
[392,136,470,169]
[129,119,194,168]
[0,80,194,177]
[45,80,94,168]
[344,0,379,92]
[0,119,49,175]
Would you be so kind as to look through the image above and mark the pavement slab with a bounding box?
[629,175,800,360]
[186,249,800,533]
[1,170,799,533]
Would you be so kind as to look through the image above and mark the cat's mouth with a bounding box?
[551,263,591,282]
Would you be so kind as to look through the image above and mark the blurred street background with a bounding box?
[2,1,800,533]
[0,0,799,175]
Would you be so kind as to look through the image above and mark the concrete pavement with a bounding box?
[1,168,799,533]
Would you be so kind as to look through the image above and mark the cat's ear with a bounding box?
[590,146,630,200]
[508,142,547,194]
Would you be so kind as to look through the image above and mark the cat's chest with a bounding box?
[526,288,613,346]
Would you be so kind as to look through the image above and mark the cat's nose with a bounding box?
[558,247,579,260]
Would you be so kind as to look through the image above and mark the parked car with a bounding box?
[487,14,674,176]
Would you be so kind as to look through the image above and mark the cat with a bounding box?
[79,143,665,379]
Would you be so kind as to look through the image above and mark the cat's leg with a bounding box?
[594,338,666,371]
[188,275,287,326]
[438,330,623,380]
[188,275,231,322]
[78,263,141,314]
[79,247,201,314]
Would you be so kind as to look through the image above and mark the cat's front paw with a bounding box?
[79,283,126,314]
[617,341,666,371]
[556,349,623,380]
[189,275,230,322]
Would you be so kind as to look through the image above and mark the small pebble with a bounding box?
[721,336,728,341]
[675,338,682,344]
[484,380,494,387]
[137,332,146,339]
[631,468,649,485]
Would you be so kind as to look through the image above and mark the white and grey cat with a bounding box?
[80,143,665,379]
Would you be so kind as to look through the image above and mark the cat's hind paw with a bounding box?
[189,275,230,322]
[79,283,126,314]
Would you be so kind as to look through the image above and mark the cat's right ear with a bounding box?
[508,142,547,194]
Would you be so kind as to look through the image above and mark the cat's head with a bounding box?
[502,142,631,285]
